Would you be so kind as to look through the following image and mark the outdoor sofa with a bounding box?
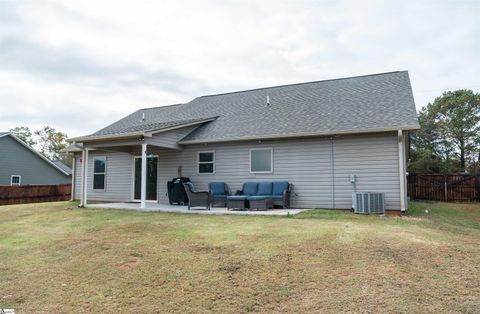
[226,181,292,210]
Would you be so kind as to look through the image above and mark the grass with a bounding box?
[0,201,479,313]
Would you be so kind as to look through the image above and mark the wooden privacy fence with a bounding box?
[0,184,72,205]
[408,174,480,202]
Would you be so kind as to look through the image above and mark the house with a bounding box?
[68,71,419,212]
[0,132,72,185]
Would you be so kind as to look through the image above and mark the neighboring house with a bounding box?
[68,71,419,211]
[0,132,72,185]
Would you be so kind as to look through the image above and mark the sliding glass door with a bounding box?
[133,156,158,201]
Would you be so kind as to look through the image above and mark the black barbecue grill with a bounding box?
[167,177,191,205]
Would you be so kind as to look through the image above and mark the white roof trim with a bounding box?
[3,133,71,176]
[67,131,148,143]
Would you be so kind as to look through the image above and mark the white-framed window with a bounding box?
[198,151,215,174]
[93,156,106,190]
[250,148,273,173]
[10,175,21,186]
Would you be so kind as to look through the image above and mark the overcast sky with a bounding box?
[0,0,479,137]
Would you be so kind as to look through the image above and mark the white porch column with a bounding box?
[79,149,86,207]
[83,148,89,207]
[70,153,75,201]
[398,130,406,212]
[140,143,147,209]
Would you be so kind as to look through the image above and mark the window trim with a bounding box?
[197,151,215,174]
[249,148,273,174]
[93,156,107,191]
[10,175,21,186]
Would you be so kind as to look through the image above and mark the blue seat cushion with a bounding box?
[227,195,247,201]
[213,195,227,199]
[243,182,258,195]
[209,182,226,195]
[246,195,272,201]
[272,181,289,195]
[257,182,273,195]
[185,182,196,192]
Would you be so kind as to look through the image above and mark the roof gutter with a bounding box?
[178,125,420,145]
[67,131,149,143]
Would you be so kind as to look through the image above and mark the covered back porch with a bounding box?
[68,120,208,209]
[76,142,169,209]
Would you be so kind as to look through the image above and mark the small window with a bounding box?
[250,148,273,173]
[93,156,106,190]
[198,151,215,174]
[11,175,21,185]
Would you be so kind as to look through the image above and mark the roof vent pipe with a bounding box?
[141,112,145,122]
[266,95,270,107]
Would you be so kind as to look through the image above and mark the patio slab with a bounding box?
[86,202,308,216]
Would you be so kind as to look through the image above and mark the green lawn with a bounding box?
[1,202,479,313]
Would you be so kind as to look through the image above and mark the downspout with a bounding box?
[331,137,335,209]
[70,153,75,201]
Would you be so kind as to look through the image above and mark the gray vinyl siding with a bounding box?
[75,132,402,210]
[145,125,198,149]
[0,136,70,185]
[333,136,400,209]
[74,151,133,201]
[156,132,401,210]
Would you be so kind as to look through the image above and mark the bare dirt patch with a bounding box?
[118,255,142,271]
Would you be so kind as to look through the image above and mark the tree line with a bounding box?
[9,126,72,167]
[409,89,480,174]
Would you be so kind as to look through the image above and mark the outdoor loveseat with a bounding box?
[226,181,292,210]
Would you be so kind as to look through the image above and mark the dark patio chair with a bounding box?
[208,182,230,207]
[183,182,210,210]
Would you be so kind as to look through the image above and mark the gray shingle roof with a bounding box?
[94,116,218,136]
[52,160,72,175]
[83,71,419,143]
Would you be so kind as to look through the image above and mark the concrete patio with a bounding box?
[86,202,308,216]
